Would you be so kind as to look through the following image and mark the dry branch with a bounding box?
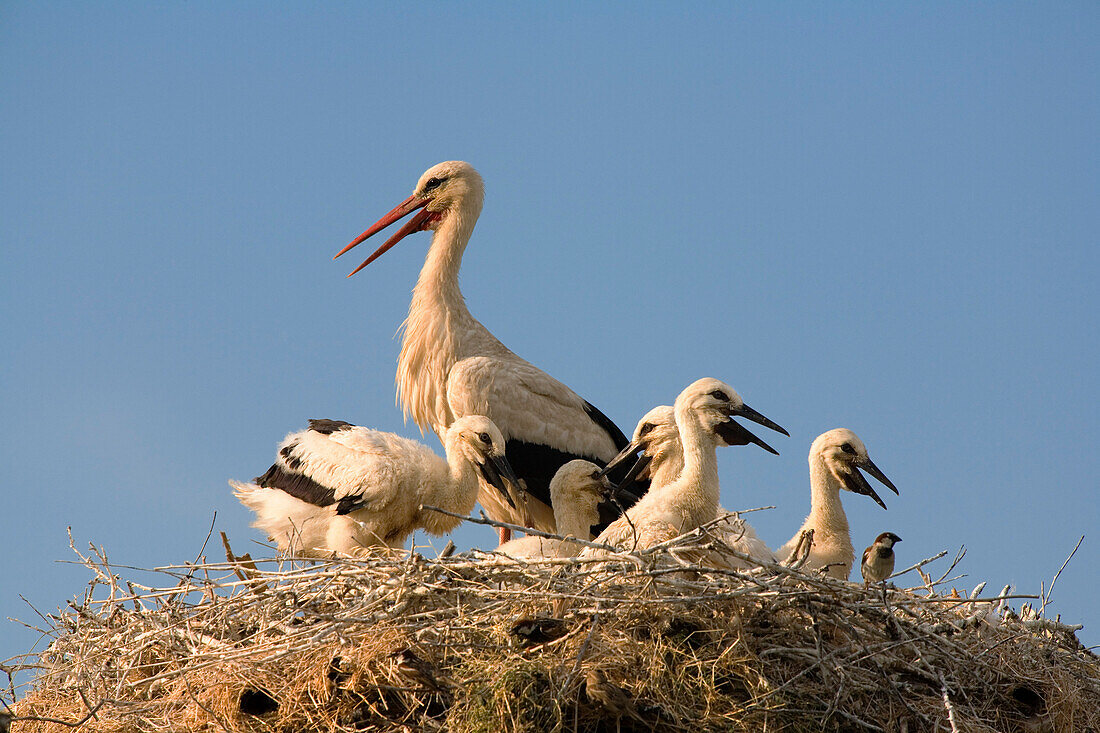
[4,519,1097,733]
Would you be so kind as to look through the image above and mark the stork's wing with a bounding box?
[446,356,628,511]
[255,423,415,515]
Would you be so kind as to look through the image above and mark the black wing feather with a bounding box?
[505,401,649,537]
[256,432,368,515]
[254,462,337,509]
[582,400,630,451]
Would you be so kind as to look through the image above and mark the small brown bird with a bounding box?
[389,648,448,693]
[585,668,646,730]
[861,532,902,585]
[509,617,570,647]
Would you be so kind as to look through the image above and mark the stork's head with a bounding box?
[592,406,675,489]
[811,428,899,510]
[447,415,519,508]
[675,378,788,448]
[336,161,485,276]
[599,385,787,489]
[549,460,622,523]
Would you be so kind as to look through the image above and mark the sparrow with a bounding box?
[585,668,646,728]
[861,532,902,585]
[509,617,570,647]
[389,648,449,693]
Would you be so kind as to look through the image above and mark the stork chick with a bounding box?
[232,415,518,556]
[777,429,899,579]
[335,161,638,542]
[585,379,786,555]
[598,405,783,566]
[861,532,902,585]
[496,460,617,558]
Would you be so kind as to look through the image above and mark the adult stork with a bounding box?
[335,161,635,541]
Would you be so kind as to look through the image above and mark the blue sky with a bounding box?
[2,3,1097,674]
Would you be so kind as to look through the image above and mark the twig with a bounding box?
[1040,535,1083,616]
[888,550,949,580]
[9,698,107,728]
[422,506,621,554]
[938,674,960,733]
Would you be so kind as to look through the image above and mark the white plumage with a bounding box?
[585,378,785,555]
[335,161,633,540]
[777,428,899,579]
[496,460,608,559]
[232,415,518,556]
[608,405,779,567]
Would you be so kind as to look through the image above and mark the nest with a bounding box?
[4,515,1098,733]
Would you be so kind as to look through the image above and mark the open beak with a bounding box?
[593,442,651,500]
[478,454,520,509]
[592,471,641,507]
[859,456,899,496]
[840,457,898,511]
[335,194,434,277]
[594,441,642,480]
[714,417,780,455]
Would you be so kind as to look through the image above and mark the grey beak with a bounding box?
[594,472,641,506]
[731,403,789,438]
[714,417,780,455]
[841,467,888,510]
[479,454,519,509]
[608,451,652,497]
[594,440,642,480]
[860,456,899,495]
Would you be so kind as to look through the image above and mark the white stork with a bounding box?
[231,415,518,556]
[584,378,786,555]
[495,459,611,559]
[599,404,783,566]
[776,428,899,579]
[335,161,635,541]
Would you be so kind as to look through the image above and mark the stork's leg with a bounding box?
[498,526,512,544]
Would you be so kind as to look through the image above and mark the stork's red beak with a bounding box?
[335,194,434,277]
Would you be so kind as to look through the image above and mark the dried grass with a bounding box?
[4,515,1098,733]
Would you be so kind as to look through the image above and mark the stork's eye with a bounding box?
[841,443,856,454]
[638,423,655,437]
[709,389,729,401]
[478,432,492,445]
[424,177,444,192]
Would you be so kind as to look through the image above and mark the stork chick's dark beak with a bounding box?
[731,403,789,438]
[336,194,434,277]
[595,472,641,507]
[594,441,642,480]
[478,454,521,509]
[859,456,899,496]
[714,417,780,455]
[840,458,899,511]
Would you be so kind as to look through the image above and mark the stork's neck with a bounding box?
[413,209,478,314]
[671,408,721,524]
[649,447,686,489]
[806,454,850,538]
[554,498,598,542]
[418,441,480,536]
[398,207,509,434]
